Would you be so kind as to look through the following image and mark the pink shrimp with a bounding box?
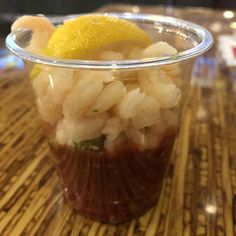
[11,15,55,53]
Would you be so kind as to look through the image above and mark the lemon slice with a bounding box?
[45,15,152,59]
[29,64,41,80]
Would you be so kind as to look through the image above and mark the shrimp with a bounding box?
[144,113,175,150]
[32,69,50,97]
[132,96,160,129]
[99,51,124,60]
[138,74,153,95]
[153,83,181,108]
[128,47,143,59]
[104,133,126,152]
[126,126,147,150]
[125,83,139,92]
[102,116,128,142]
[46,68,75,105]
[89,70,115,83]
[142,41,177,58]
[32,67,74,104]
[146,122,166,149]
[37,97,62,125]
[87,81,126,116]
[118,88,146,119]
[162,110,179,128]
[11,15,55,53]
[159,64,183,88]
[56,114,108,145]
[139,68,173,85]
[138,70,181,108]
[63,77,103,119]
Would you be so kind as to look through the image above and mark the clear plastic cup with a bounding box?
[6,13,213,223]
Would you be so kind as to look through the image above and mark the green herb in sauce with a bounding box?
[74,135,106,151]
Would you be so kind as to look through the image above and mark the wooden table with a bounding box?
[1,5,236,236]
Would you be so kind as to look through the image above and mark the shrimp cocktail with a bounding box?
[6,13,213,223]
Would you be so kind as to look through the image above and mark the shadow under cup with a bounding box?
[6,13,213,223]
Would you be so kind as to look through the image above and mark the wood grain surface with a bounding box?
[1,5,236,236]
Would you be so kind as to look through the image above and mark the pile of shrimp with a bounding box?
[12,16,182,151]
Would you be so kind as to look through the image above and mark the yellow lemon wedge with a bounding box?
[45,15,152,59]
[29,64,41,80]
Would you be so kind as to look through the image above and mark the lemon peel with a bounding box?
[29,64,41,80]
[45,15,152,59]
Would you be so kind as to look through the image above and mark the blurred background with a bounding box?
[0,0,236,16]
[0,0,236,36]
[1,0,236,74]
[0,0,236,15]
